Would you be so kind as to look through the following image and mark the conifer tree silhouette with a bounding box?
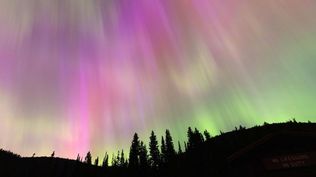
[203,130,211,141]
[194,128,204,145]
[139,141,149,168]
[94,157,99,166]
[116,150,121,167]
[102,152,109,168]
[165,129,176,161]
[178,141,183,154]
[76,153,81,162]
[160,136,167,163]
[187,127,194,150]
[85,151,92,164]
[129,133,140,168]
[184,141,188,152]
[51,151,55,158]
[112,153,117,167]
[149,131,160,168]
[120,150,126,167]
[187,127,205,150]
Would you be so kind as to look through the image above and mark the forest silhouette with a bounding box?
[1,120,316,177]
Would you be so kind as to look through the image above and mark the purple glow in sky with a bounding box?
[0,0,316,159]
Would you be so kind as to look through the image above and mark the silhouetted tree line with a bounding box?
[73,127,211,171]
[72,118,309,170]
[0,119,315,177]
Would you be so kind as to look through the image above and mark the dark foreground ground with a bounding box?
[1,121,316,177]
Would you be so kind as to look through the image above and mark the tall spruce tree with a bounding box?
[139,141,149,168]
[112,153,117,167]
[120,150,126,167]
[94,157,99,166]
[178,141,183,154]
[194,128,204,145]
[187,127,194,150]
[129,133,140,168]
[149,131,160,168]
[187,127,205,150]
[165,129,176,161]
[102,152,109,168]
[160,136,167,163]
[184,141,188,152]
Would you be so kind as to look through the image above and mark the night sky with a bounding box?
[0,0,316,159]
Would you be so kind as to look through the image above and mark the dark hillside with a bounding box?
[168,122,316,177]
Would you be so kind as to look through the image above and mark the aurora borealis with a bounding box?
[0,0,316,159]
